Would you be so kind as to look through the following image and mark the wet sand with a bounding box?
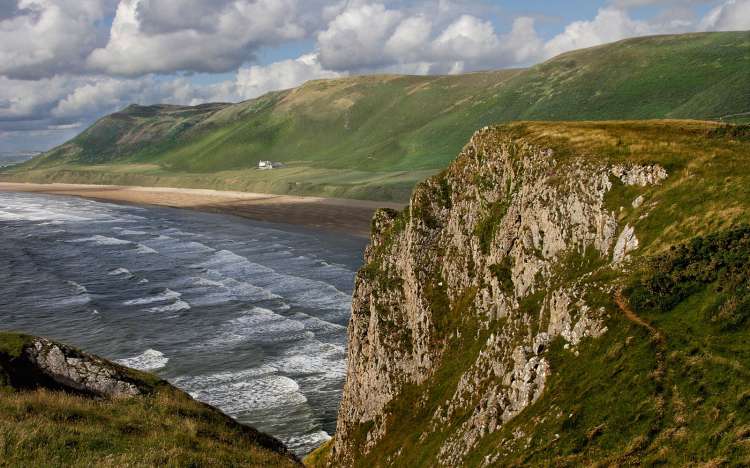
[0,183,405,238]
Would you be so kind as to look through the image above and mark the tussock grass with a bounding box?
[0,387,299,467]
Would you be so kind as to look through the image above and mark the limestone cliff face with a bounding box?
[327,125,667,466]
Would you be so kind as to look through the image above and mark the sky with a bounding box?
[0,0,748,153]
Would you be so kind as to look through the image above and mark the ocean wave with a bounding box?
[67,235,131,246]
[116,349,168,371]
[273,338,347,378]
[134,244,158,254]
[108,267,133,278]
[206,307,306,347]
[172,367,307,414]
[123,288,181,306]
[65,280,88,295]
[286,431,332,455]
[194,250,352,315]
[114,228,148,236]
[170,274,282,308]
[147,299,191,313]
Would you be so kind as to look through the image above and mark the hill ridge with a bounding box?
[2,31,748,202]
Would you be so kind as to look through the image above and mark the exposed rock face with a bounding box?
[327,126,667,466]
[4,337,155,398]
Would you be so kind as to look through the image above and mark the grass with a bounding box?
[0,332,33,360]
[0,387,299,467]
[474,226,750,465]
[0,332,299,467]
[4,31,748,202]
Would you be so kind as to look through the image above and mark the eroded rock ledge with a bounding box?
[1,335,159,398]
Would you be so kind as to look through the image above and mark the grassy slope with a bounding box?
[4,31,749,202]
[0,332,298,467]
[308,121,750,466]
[470,227,750,466]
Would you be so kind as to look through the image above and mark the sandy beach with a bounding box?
[0,182,405,238]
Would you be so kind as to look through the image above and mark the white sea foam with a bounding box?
[207,308,306,347]
[66,280,88,294]
[116,349,168,371]
[0,208,92,222]
[147,299,191,313]
[286,431,332,454]
[134,243,158,254]
[178,274,282,307]
[108,267,133,278]
[57,281,91,306]
[273,339,347,378]
[289,312,347,334]
[173,367,307,414]
[67,235,130,246]
[194,250,352,315]
[124,288,181,306]
[116,229,148,236]
[141,235,215,255]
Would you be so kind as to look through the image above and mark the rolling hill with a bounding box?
[3,31,749,202]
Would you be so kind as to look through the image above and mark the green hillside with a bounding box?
[305,120,750,466]
[3,31,748,201]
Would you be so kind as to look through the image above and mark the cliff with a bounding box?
[310,121,750,466]
[0,332,300,467]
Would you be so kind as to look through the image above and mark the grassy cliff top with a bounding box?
[307,118,750,466]
[0,332,299,467]
[465,120,750,255]
[4,31,748,202]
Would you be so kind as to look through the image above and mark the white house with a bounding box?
[258,160,285,170]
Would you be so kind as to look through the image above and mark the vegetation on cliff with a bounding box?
[4,31,748,201]
[0,332,299,467]
[308,120,750,466]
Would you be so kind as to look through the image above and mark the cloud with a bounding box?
[316,2,544,74]
[195,53,346,103]
[701,0,750,31]
[1,0,748,153]
[318,3,404,71]
[231,54,346,101]
[0,0,114,79]
[87,0,308,76]
[384,16,433,62]
[610,0,712,7]
[543,8,655,57]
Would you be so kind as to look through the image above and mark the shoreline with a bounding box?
[0,182,405,238]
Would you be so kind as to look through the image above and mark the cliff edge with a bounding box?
[310,121,750,466]
[0,332,301,467]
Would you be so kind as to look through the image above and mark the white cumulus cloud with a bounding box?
[0,0,114,79]
[700,0,750,31]
[87,0,308,76]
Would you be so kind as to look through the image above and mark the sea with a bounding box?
[0,152,38,168]
[0,191,368,455]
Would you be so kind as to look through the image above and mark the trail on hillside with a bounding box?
[613,288,670,464]
[614,289,665,345]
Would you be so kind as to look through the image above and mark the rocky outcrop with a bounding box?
[325,125,668,466]
[1,335,158,398]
